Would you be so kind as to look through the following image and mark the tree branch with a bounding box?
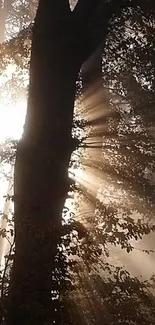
[35,0,71,24]
[73,0,102,20]
[77,0,155,65]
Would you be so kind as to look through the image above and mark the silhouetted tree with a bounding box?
[0,1,154,325]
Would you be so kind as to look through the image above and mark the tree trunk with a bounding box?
[6,2,81,325]
[5,0,114,323]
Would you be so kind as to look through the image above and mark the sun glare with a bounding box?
[0,95,27,267]
[0,100,26,142]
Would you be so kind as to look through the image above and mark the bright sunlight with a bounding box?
[0,101,26,142]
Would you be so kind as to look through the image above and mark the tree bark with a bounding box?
[6,2,81,325]
[5,0,138,324]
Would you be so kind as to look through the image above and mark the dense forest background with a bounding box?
[0,0,155,324]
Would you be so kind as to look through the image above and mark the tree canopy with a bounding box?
[0,1,155,324]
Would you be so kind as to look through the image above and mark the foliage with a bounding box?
[0,1,155,324]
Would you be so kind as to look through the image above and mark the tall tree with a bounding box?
[2,0,155,325]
